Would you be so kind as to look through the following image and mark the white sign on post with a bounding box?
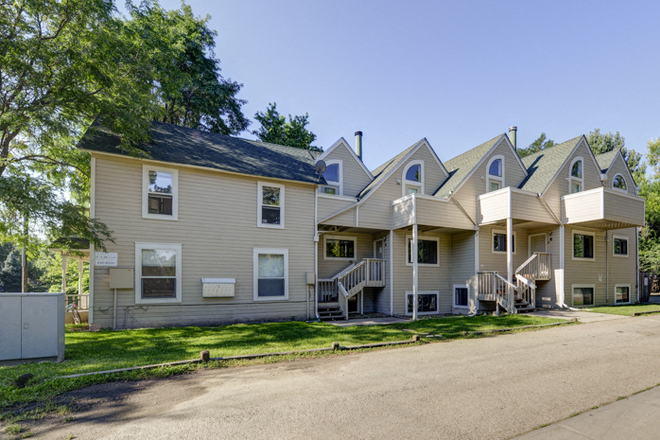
[95,252,118,267]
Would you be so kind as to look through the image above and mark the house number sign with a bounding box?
[95,252,118,267]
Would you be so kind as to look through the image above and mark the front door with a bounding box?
[374,239,385,259]
[529,234,547,256]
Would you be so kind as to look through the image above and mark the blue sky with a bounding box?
[138,0,660,171]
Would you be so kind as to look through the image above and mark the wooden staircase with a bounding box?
[317,259,386,320]
[476,252,551,314]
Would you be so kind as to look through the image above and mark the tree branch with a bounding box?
[7,154,89,177]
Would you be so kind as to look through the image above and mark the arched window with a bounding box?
[486,155,504,192]
[568,157,583,193]
[612,174,628,192]
[402,161,424,196]
[319,160,342,195]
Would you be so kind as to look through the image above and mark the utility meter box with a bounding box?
[0,292,65,363]
[202,278,235,297]
[109,268,134,289]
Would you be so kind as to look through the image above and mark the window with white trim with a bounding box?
[613,235,628,257]
[257,182,284,228]
[402,160,424,196]
[406,235,439,266]
[486,155,504,192]
[405,291,439,315]
[324,235,356,260]
[319,160,342,195]
[454,284,469,308]
[492,230,516,254]
[253,248,288,300]
[615,285,630,304]
[612,174,628,192]
[142,165,178,220]
[569,157,584,194]
[572,284,594,306]
[573,230,595,260]
[135,243,182,304]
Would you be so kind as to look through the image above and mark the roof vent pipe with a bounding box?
[509,126,517,150]
[355,131,363,161]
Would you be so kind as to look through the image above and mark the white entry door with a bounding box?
[529,234,547,256]
[374,239,385,259]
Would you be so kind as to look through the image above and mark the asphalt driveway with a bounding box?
[23,314,660,440]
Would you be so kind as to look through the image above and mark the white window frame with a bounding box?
[318,159,343,196]
[142,165,178,220]
[486,155,505,193]
[404,290,440,316]
[135,242,182,304]
[615,284,631,304]
[257,181,285,229]
[612,234,629,258]
[402,160,424,197]
[323,235,357,261]
[568,157,584,194]
[492,229,516,255]
[572,229,595,261]
[612,173,628,193]
[572,283,595,307]
[453,284,470,309]
[405,235,440,267]
[253,248,289,301]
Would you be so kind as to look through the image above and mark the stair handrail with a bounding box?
[515,253,539,275]
[515,274,537,290]
[493,273,517,314]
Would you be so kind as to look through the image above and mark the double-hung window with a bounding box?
[258,182,284,228]
[406,236,439,266]
[135,243,182,304]
[253,248,288,300]
[613,235,628,257]
[573,231,594,260]
[142,166,178,220]
[492,230,515,254]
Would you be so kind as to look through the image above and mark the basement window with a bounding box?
[572,285,594,306]
[406,291,439,315]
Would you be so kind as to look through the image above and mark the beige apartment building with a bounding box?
[78,122,645,329]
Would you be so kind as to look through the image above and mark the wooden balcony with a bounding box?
[478,187,558,226]
[562,187,645,229]
[391,193,474,231]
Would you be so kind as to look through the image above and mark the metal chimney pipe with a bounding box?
[355,131,363,161]
[509,126,518,150]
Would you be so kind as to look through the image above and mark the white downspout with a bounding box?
[507,217,513,284]
[605,231,609,303]
[637,227,640,303]
[314,191,320,321]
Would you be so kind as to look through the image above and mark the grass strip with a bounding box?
[584,304,660,316]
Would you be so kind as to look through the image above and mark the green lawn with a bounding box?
[0,315,567,412]
[584,304,660,316]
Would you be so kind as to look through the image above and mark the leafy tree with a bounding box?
[126,2,249,135]
[517,133,555,158]
[644,138,660,176]
[0,0,249,254]
[587,129,644,182]
[0,246,46,292]
[253,103,320,151]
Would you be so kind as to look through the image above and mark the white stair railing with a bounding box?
[476,271,517,314]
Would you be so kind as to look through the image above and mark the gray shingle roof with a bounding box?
[357,141,422,199]
[519,135,582,194]
[594,149,619,172]
[434,135,503,197]
[77,121,325,185]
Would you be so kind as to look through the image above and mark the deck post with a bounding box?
[507,217,513,284]
[412,223,419,321]
[61,255,68,294]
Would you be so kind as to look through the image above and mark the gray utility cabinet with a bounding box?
[0,292,65,363]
